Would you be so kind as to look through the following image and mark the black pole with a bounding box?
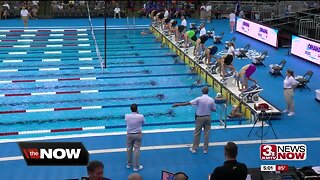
[104,0,107,68]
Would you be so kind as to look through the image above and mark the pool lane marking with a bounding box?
[0,33,88,37]
[0,63,185,73]
[0,73,195,84]
[0,85,204,97]
[0,57,93,63]
[0,29,88,32]
[0,38,90,42]
[0,101,190,115]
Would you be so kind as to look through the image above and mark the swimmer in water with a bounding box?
[190,78,201,89]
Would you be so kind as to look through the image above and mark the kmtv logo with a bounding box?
[260,144,306,160]
[18,142,89,165]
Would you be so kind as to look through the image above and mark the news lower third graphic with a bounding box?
[18,142,89,166]
[260,144,307,161]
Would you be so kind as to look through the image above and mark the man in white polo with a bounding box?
[125,103,144,172]
[173,86,216,154]
[199,23,207,37]
[181,15,187,27]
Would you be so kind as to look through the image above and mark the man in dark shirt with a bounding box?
[82,160,111,180]
[210,142,247,180]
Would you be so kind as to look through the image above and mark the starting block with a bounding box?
[183,46,194,55]
[195,52,205,64]
[239,84,263,103]
[221,71,237,86]
[207,60,220,74]
[176,40,184,46]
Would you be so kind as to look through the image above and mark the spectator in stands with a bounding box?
[235,1,240,16]
[32,1,39,9]
[286,5,292,15]
[21,1,28,8]
[31,4,39,19]
[254,13,260,21]
[205,2,212,23]
[84,160,111,180]
[58,2,63,10]
[114,5,121,19]
[200,2,206,22]
[128,173,143,180]
[79,1,85,6]
[2,1,10,19]
[125,103,145,172]
[172,86,216,154]
[126,0,134,17]
[238,10,244,18]
[229,12,236,33]
[20,5,29,28]
[174,172,188,180]
[209,142,247,180]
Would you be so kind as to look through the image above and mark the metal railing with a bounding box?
[299,19,315,36]
[126,17,136,29]
[316,23,320,40]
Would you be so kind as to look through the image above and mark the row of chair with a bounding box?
[233,43,313,92]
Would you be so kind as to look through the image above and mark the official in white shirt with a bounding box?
[206,3,212,23]
[199,23,206,37]
[125,104,145,171]
[229,12,236,33]
[173,87,216,154]
[283,70,299,116]
[20,6,29,28]
[164,8,169,18]
[114,6,121,18]
[181,15,187,27]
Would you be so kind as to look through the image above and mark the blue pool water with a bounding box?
[0,28,247,139]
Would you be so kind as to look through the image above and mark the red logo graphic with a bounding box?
[23,148,40,159]
[260,144,277,160]
[19,142,89,166]
[276,165,289,172]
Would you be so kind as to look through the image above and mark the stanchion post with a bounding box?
[104,0,107,68]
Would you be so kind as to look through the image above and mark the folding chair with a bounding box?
[252,51,268,66]
[237,44,250,59]
[225,37,236,49]
[296,70,313,91]
[214,32,225,44]
[270,60,286,78]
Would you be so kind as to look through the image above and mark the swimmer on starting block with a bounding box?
[235,64,257,91]
[194,33,213,56]
[174,25,186,41]
[204,45,219,65]
[218,54,236,78]
[183,30,197,48]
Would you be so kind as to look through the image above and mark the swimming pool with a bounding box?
[0,28,246,139]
